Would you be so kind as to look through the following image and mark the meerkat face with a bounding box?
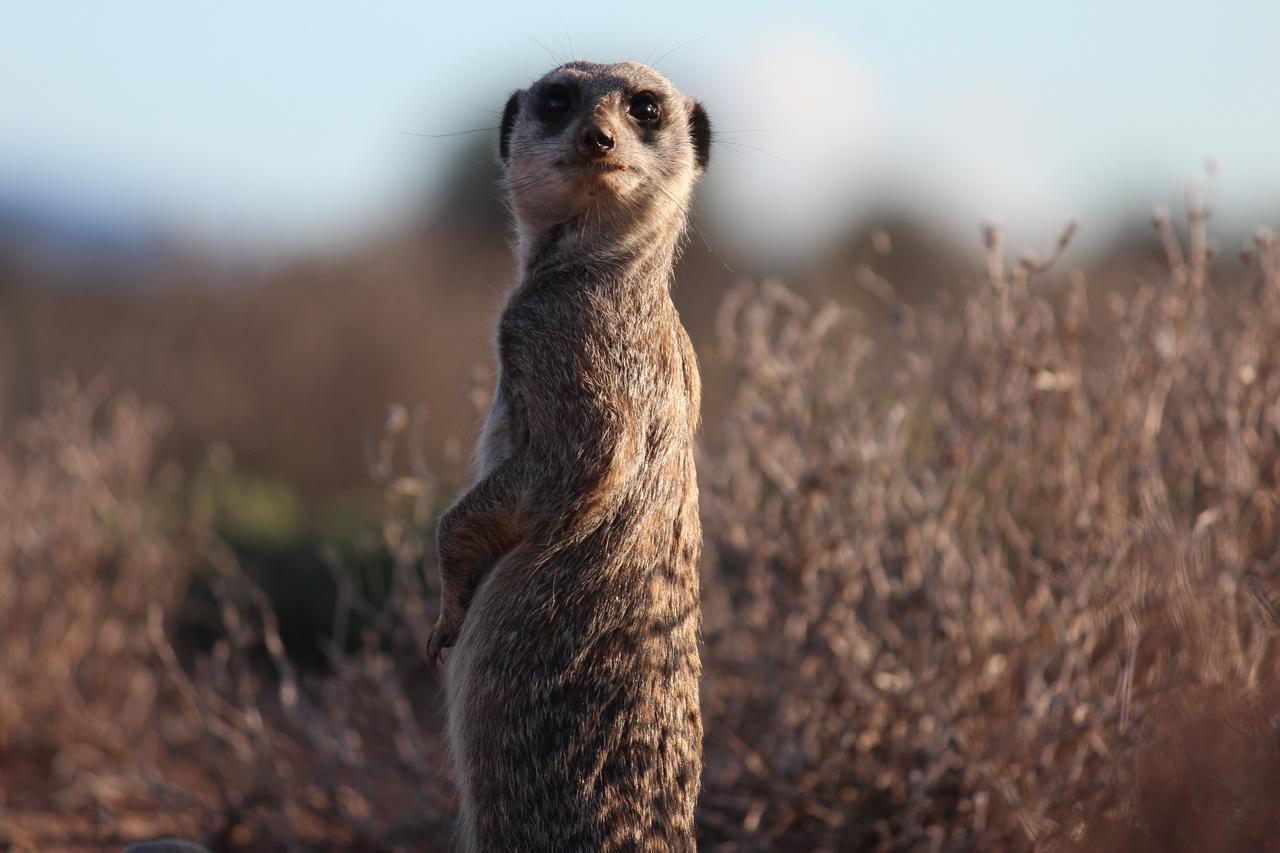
[499,61,711,241]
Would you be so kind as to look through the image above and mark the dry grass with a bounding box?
[2,202,1280,851]
[698,204,1280,849]
[0,378,199,847]
[0,378,181,767]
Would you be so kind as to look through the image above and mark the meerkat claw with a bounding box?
[426,625,455,669]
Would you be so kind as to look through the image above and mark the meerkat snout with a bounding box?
[577,122,616,158]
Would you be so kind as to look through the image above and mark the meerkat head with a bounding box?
[498,61,711,252]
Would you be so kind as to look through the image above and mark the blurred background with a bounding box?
[3,0,1277,521]
[5,3,1280,849]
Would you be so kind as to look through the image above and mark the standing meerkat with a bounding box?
[426,60,711,852]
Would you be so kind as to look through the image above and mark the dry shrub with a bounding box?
[136,403,457,849]
[4,204,1280,852]
[0,384,457,849]
[0,376,190,824]
[698,207,1280,850]
[0,376,178,753]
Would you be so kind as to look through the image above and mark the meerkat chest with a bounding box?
[499,284,684,402]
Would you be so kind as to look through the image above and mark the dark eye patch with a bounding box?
[538,83,573,122]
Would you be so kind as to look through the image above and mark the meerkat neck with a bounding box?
[517,206,688,284]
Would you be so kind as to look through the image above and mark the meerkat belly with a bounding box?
[445,472,701,850]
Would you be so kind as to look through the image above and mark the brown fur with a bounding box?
[426,61,711,851]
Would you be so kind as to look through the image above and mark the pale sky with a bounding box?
[2,1,1278,262]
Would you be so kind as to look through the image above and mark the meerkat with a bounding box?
[426,60,711,852]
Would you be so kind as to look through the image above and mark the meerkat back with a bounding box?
[429,60,711,852]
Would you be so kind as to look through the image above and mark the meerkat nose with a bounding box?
[578,124,616,158]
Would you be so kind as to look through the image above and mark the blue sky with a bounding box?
[2,1,1278,261]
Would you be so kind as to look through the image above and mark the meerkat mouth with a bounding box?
[569,161,632,198]
[574,163,629,177]
[554,158,629,173]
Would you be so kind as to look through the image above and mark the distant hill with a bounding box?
[0,167,158,278]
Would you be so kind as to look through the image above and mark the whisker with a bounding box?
[527,32,563,66]
[713,145,763,162]
[405,127,500,139]
[651,182,734,274]
[560,19,576,61]
[652,35,706,69]
[713,139,789,164]
[455,100,503,116]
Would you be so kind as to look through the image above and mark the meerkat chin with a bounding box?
[428,60,711,852]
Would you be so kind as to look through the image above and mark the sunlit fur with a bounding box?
[427,61,709,852]
[501,61,706,275]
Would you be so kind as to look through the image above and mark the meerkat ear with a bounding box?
[688,101,711,171]
[499,92,520,163]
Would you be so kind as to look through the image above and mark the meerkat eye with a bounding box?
[628,92,661,125]
[539,84,572,121]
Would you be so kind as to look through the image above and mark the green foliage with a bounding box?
[203,470,305,548]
